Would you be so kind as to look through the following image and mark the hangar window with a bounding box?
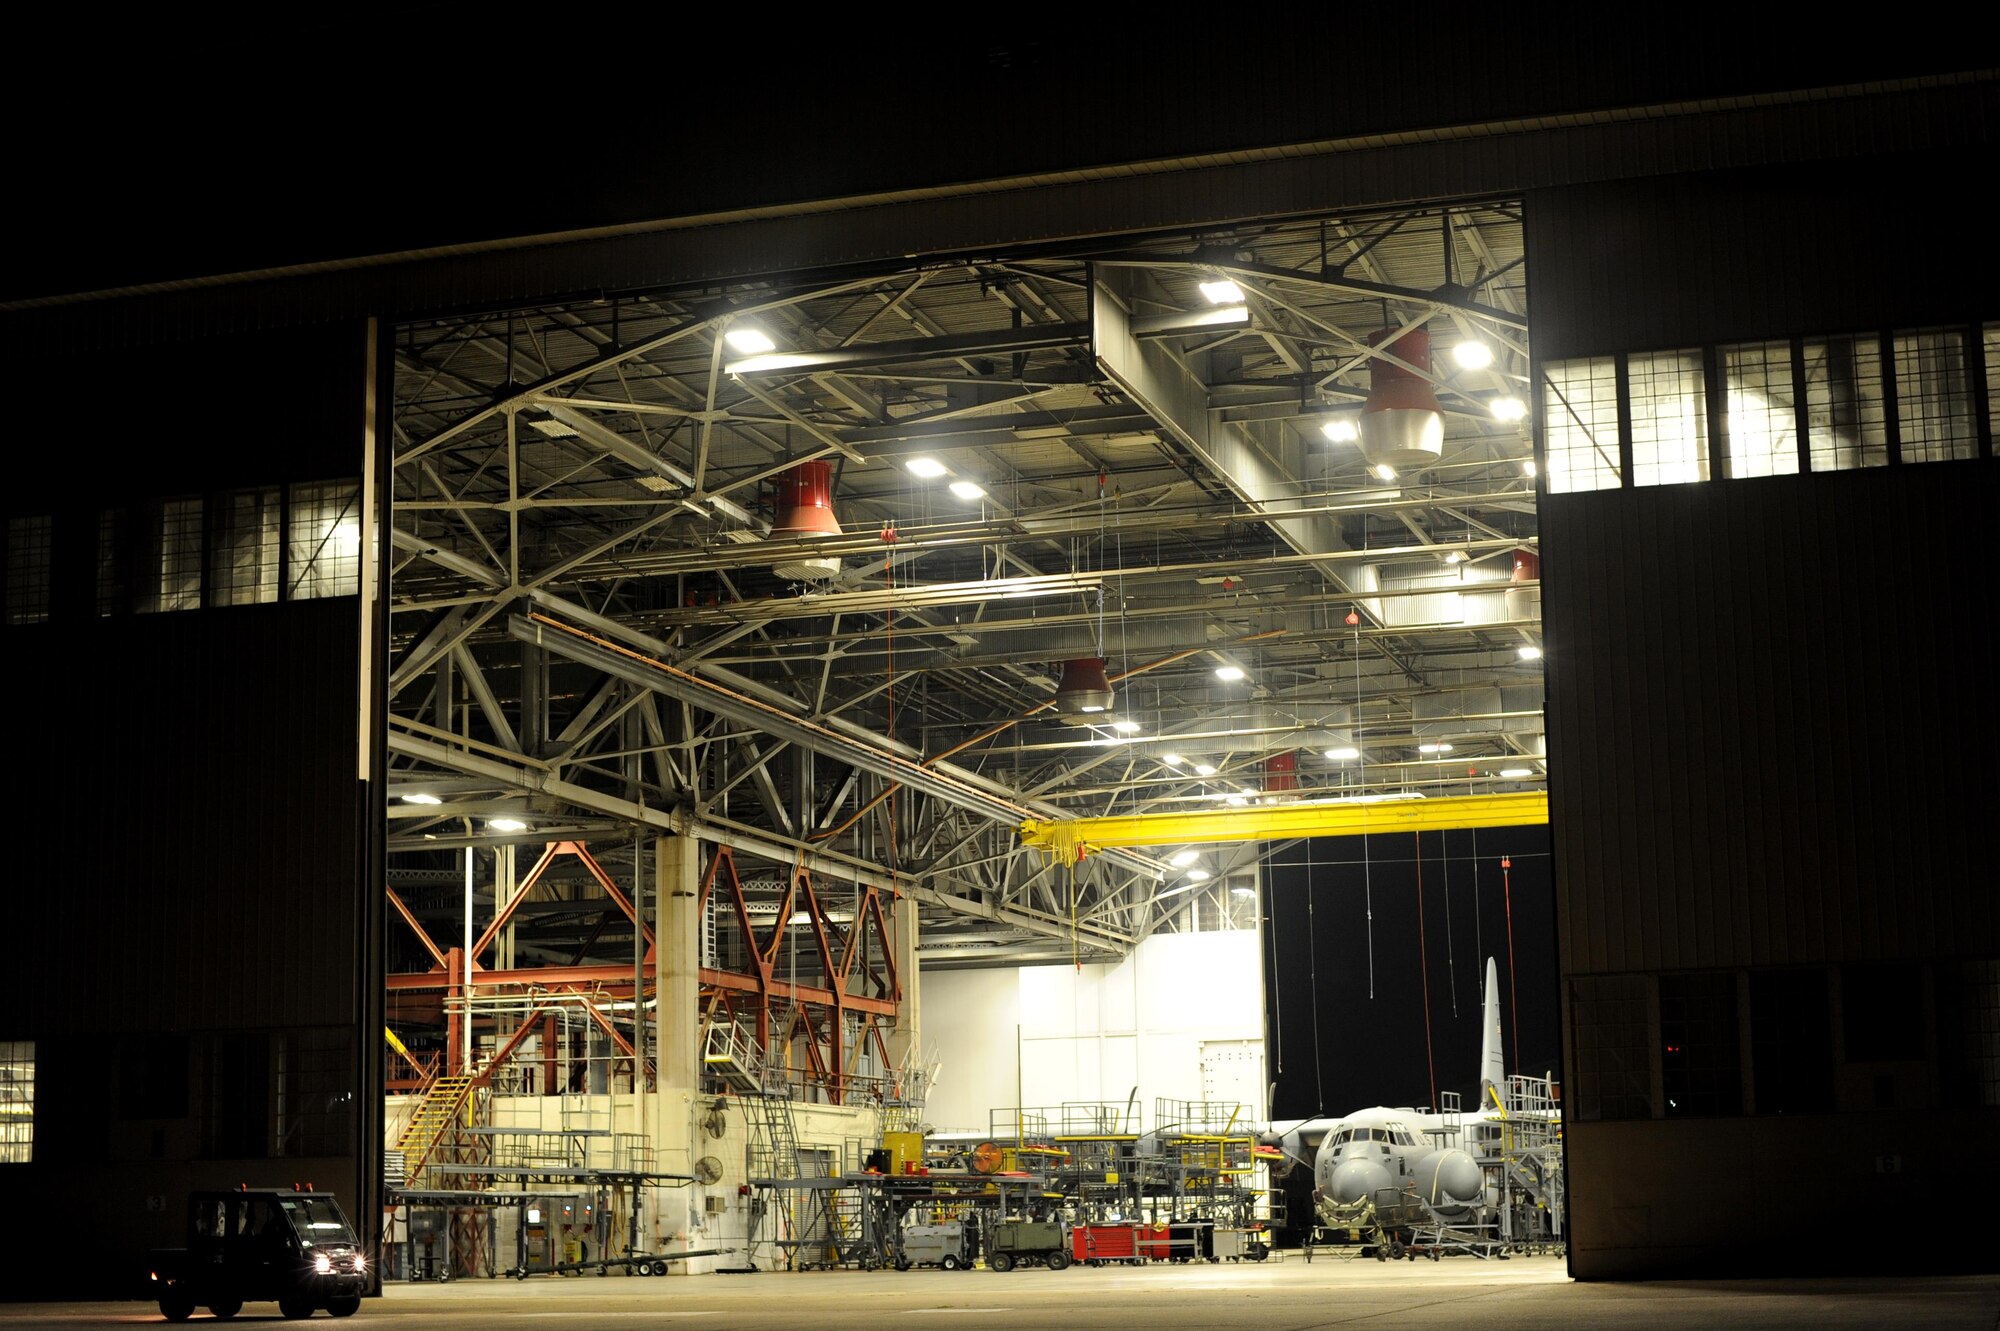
[1891,328,1978,463]
[0,1040,32,1162]
[4,514,52,625]
[1984,323,1999,439]
[274,1029,353,1159]
[1722,341,1801,477]
[95,509,131,616]
[1803,334,1889,471]
[144,497,205,613]
[1659,971,1741,1118]
[1627,349,1709,486]
[1936,958,2000,1109]
[211,486,282,606]
[287,481,361,600]
[1749,967,1834,1115]
[1569,974,1654,1121]
[1540,357,1621,492]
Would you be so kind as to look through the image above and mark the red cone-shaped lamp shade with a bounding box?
[1054,658,1115,715]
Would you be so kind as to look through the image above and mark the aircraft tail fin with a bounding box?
[1478,956,1504,1103]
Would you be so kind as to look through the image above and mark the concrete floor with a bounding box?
[16,1255,1999,1329]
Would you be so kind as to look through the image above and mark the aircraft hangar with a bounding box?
[0,21,1993,1317]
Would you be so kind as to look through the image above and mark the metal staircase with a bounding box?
[392,1074,475,1186]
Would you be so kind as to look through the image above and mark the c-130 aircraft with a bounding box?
[1261,957,1526,1234]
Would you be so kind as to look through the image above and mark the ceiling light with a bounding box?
[1491,395,1529,422]
[1323,746,1360,761]
[1162,753,1185,766]
[724,327,776,355]
[1230,886,1255,897]
[1443,550,1466,564]
[1518,644,1543,660]
[1187,868,1213,881]
[1453,341,1495,370]
[1359,327,1445,471]
[488,817,528,832]
[399,792,443,805]
[1111,720,1142,734]
[1198,279,1244,305]
[1215,665,1245,682]
[1373,463,1398,482]
[948,480,985,500]
[1418,742,1454,754]
[1169,851,1199,868]
[1523,458,1538,477]
[1321,417,1360,443]
[906,457,949,479]
[1500,768,1534,779]
[1194,763,1217,777]
[1225,794,1249,806]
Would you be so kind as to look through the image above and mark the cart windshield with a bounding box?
[279,1196,357,1245]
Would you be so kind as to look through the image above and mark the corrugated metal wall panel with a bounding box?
[1545,464,1998,977]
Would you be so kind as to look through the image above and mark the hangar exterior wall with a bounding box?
[1,324,385,1299]
[1531,163,1999,1278]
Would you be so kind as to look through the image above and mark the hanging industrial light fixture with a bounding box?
[1358,327,1446,472]
[769,460,843,581]
[1054,657,1115,717]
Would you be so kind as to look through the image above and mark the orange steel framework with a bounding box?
[385,841,903,1105]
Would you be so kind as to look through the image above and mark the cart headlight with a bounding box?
[354,1253,366,1273]
[315,1254,333,1274]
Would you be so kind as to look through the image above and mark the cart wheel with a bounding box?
[940,1255,959,1271]
[990,1253,1013,1273]
[1387,1240,1405,1261]
[1046,1251,1070,1272]
[1429,1249,1440,1261]
[651,1260,669,1276]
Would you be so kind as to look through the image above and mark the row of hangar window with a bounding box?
[1540,324,1999,492]
[1568,958,1999,1124]
[1,480,362,626]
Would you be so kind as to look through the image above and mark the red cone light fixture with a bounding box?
[1054,657,1115,717]
[770,460,843,581]
[1358,327,1445,471]
[1263,750,1299,793]
[1506,547,1540,621]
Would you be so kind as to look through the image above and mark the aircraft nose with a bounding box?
[1416,1149,1484,1205]
[1329,1157,1392,1206]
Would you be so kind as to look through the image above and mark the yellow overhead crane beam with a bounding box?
[1020,791,1548,862]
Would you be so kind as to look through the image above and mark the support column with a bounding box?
[654,834,702,1272]
[886,889,922,1094]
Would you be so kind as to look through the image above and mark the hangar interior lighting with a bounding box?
[948,480,985,500]
[1453,341,1495,369]
[723,326,776,354]
[1214,665,1245,682]
[906,457,949,479]
[1324,746,1360,761]
[1198,279,1244,305]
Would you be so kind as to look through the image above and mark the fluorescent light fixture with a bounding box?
[488,817,528,832]
[1523,458,1538,477]
[1323,746,1360,761]
[1453,341,1495,370]
[1518,644,1543,660]
[1491,395,1529,422]
[1230,886,1255,897]
[1500,768,1534,779]
[400,792,443,805]
[1321,417,1360,443]
[1161,753,1185,766]
[1188,867,1214,880]
[906,457,949,479]
[1215,665,1245,682]
[1418,742,1454,754]
[1373,464,1397,482]
[1198,279,1244,305]
[1112,720,1142,734]
[948,479,985,500]
[724,327,776,355]
[1169,850,1199,868]
[1194,763,1218,777]
[1078,703,1106,713]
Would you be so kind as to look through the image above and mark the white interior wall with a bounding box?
[920,929,1265,1134]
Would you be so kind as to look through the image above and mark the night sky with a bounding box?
[1259,825,1558,1124]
